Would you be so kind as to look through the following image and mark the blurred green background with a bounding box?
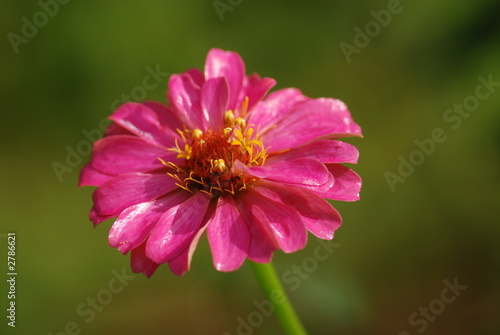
[1,0,499,334]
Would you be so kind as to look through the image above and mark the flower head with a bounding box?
[79,48,362,276]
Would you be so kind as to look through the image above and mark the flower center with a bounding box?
[163,103,267,198]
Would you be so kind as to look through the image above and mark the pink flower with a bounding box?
[79,48,362,277]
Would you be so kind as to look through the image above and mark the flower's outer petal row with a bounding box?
[130,241,159,278]
[267,140,359,165]
[168,203,216,276]
[167,245,189,276]
[262,98,362,153]
[317,164,362,201]
[235,199,278,263]
[185,68,205,87]
[146,192,211,264]
[243,189,307,253]
[254,181,342,240]
[205,48,245,111]
[108,190,191,255]
[168,222,209,276]
[89,207,115,227]
[105,102,182,138]
[109,102,176,147]
[207,196,250,272]
[142,101,185,135]
[167,74,203,130]
[92,173,180,216]
[238,74,276,114]
[78,163,114,187]
[90,135,178,176]
[247,88,308,134]
[237,158,334,193]
[201,77,229,131]
[104,122,134,137]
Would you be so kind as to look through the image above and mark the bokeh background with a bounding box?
[1,0,499,334]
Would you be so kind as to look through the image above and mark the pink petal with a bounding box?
[262,98,362,152]
[104,122,134,137]
[168,221,210,276]
[167,250,189,276]
[146,192,211,263]
[89,207,115,226]
[92,173,179,215]
[243,189,307,253]
[247,88,308,134]
[235,198,278,263]
[207,196,250,272]
[201,77,229,130]
[237,158,334,193]
[109,102,176,147]
[238,74,276,113]
[267,140,359,165]
[142,100,184,134]
[205,48,245,111]
[130,241,159,278]
[318,164,362,201]
[185,68,205,87]
[254,181,342,240]
[108,190,191,254]
[78,163,114,187]
[90,135,177,175]
[167,74,204,130]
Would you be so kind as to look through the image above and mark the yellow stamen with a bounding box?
[247,127,254,139]
[192,129,203,140]
[234,129,244,141]
[184,175,203,185]
[223,127,232,137]
[211,159,226,173]
[235,117,246,129]
[240,96,249,117]
[168,139,183,154]
[176,128,187,142]
[224,110,235,127]
[176,183,194,194]
[167,173,183,183]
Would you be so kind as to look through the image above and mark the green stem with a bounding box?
[249,261,308,335]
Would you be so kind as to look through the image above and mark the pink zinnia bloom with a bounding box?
[79,48,362,277]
